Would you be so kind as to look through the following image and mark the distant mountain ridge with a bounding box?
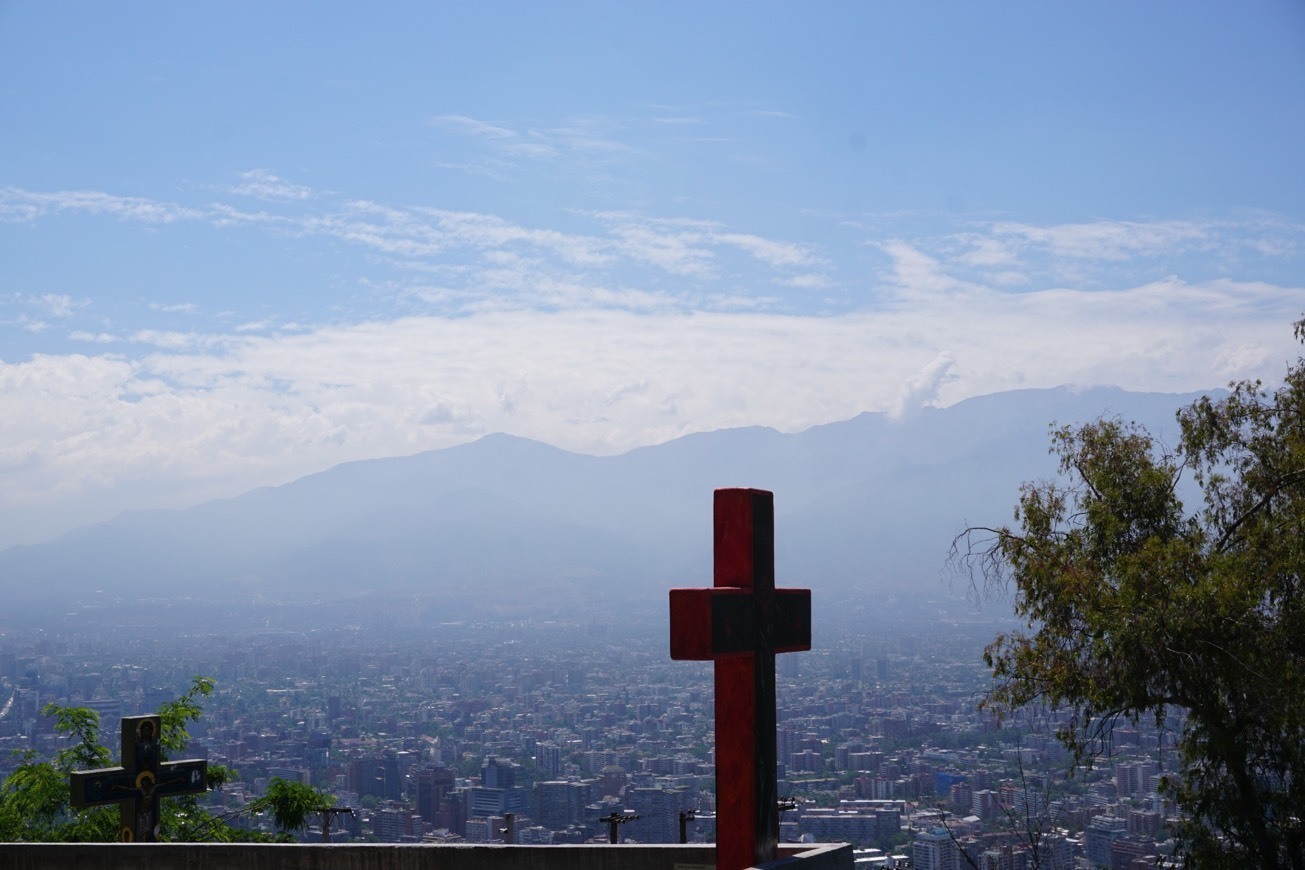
[0,387,1212,621]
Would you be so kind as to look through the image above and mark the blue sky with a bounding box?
[2,1,1304,547]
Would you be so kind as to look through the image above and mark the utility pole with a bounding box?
[600,811,640,844]
[318,806,355,843]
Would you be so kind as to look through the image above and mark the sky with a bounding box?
[2,1,1304,549]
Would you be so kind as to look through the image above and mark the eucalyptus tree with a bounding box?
[955,319,1305,868]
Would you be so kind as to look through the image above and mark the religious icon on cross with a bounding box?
[70,714,209,842]
[670,488,812,870]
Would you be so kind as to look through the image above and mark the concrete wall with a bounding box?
[0,842,853,870]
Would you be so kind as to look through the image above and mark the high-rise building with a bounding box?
[467,785,527,818]
[1085,815,1128,867]
[482,756,519,789]
[913,826,963,870]
[798,810,876,846]
[1127,809,1162,837]
[623,786,694,843]
[468,758,526,819]
[350,753,401,801]
[1010,787,1046,820]
[1110,838,1151,869]
[971,789,998,820]
[1035,833,1074,869]
[370,804,418,842]
[414,766,456,825]
[536,741,563,780]
[534,779,596,831]
[1113,761,1159,797]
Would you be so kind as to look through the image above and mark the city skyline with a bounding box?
[0,605,1174,861]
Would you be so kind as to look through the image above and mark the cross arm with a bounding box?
[70,766,133,809]
[669,587,811,660]
[152,759,209,798]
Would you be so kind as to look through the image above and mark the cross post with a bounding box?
[69,714,208,842]
[669,488,811,870]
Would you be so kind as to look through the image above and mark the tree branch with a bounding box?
[1213,468,1305,554]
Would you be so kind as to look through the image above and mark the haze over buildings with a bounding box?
[1,8,1302,864]
[0,386,1210,618]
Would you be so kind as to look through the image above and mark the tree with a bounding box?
[0,704,117,841]
[0,677,333,843]
[248,777,338,836]
[954,318,1305,868]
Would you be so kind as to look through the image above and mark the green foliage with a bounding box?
[0,751,113,842]
[0,675,330,843]
[45,704,112,774]
[156,676,215,760]
[956,317,1305,867]
[0,702,123,842]
[248,777,335,833]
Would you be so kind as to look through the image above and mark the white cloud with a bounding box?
[68,330,119,343]
[955,235,1020,268]
[3,274,1298,548]
[891,352,958,420]
[128,329,233,351]
[3,177,1304,548]
[431,114,520,141]
[228,169,313,202]
[3,294,84,325]
[779,274,831,290]
[430,113,648,168]
[0,188,202,223]
[877,240,971,300]
[715,232,816,268]
[431,114,562,162]
[36,294,77,318]
[986,219,1209,261]
[607,223,716,277]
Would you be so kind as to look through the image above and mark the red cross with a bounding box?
[669,488,811,870]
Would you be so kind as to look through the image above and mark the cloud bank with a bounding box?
[1,177,1302,548]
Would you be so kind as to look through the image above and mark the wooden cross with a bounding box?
[669,488,811,870]
[69,714,208,842]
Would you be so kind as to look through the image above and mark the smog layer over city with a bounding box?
[2,4,1303,867]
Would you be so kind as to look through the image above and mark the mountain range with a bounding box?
[0,386,1210,625]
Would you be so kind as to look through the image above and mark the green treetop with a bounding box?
[956,317,1305,868]
[0,676,333,843]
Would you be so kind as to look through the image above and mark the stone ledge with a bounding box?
[0,841,853,870]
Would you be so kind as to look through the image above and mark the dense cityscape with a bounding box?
[2,3,1299,869]
[0,597,1181,869]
